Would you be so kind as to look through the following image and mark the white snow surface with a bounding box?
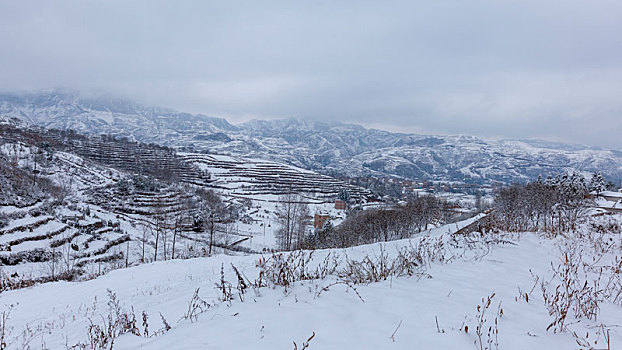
[2,216,621,349]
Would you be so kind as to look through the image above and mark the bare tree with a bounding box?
[171,215,180,260]
[196,189,225,256]
[44,245,58,281]
[154,195,175,261]
[60,236,76,275]
[152,196,168,262]
[318,195,450,249]
[140,224,150,263]
[493,173,592,233]
[275,193,309,251]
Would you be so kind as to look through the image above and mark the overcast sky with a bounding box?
[1,1,621,148]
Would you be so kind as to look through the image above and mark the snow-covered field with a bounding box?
[0,137,361,280]
[2,215,621,349]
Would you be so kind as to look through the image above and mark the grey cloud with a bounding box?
[0,0,621,148]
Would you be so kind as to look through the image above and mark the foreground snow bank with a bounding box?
[1,217,621,349]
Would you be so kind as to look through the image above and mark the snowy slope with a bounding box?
[2,216,621,349]
[180,153,369,199]
[0,123,372,281]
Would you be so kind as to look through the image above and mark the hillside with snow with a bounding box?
[2,91,622,184]
[1,92,621,350]
[0,121,375,284]
[1,214,621,349]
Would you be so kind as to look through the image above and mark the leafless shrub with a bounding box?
[231,264,250,302]
[184,288,211,322]
[293,332,315,350]
[315,280,365,302]
[390,320,403,342]
[250,230,506,298]
[492,174,594,235]
[141,311,149,338]
[417,235,453,265]
[569,218,622,309]
[515,270,539,303]
[523,219,622,339]
[81,318,116,350]
[590,219,621,235]
[574,225,621,264]
[146,312,172,338]
[0,213,8,231]
[572,324,611,350]
[0,306,12,350]
[69,290,142,349]
[339,246,429,285]
[254,251,321,290]
[216,264,233,302]
[392,245,423,276]
[467,292,502,350]
[321,195,456,249]
[542,251,603,333]
[603,257,622,305]
[253,245,426,290]
[159,313,171,333]
[340,250,393,284]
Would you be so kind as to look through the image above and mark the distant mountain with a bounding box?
[2,90,622,184]
[0,90,236,142]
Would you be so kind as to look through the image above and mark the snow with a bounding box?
[600,191,622,199]
[0,215,53,235]
[595,197,622,211]
[0,202,44,215]
[2,216,620,349]
[0,221,65,245]
[2,104,621,348]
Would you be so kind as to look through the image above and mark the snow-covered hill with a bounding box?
[0,121,375,282]
[3,91,622,184]
[2,215,621,349]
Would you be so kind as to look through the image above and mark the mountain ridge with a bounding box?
[1,90,621,184]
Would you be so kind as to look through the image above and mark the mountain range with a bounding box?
[2,90,621,184]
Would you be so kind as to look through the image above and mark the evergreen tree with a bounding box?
[589,172,607,194]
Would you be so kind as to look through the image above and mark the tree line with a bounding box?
[492,172,609,233]
[300,195,458,249]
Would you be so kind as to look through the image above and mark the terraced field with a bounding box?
[0,123,372,284]
[0,211,129,280]
[181,153,370,200]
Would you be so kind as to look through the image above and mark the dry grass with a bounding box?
[464,292,503,350]
[293,332,315,350]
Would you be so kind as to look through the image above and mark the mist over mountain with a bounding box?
[2,90,621,184]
